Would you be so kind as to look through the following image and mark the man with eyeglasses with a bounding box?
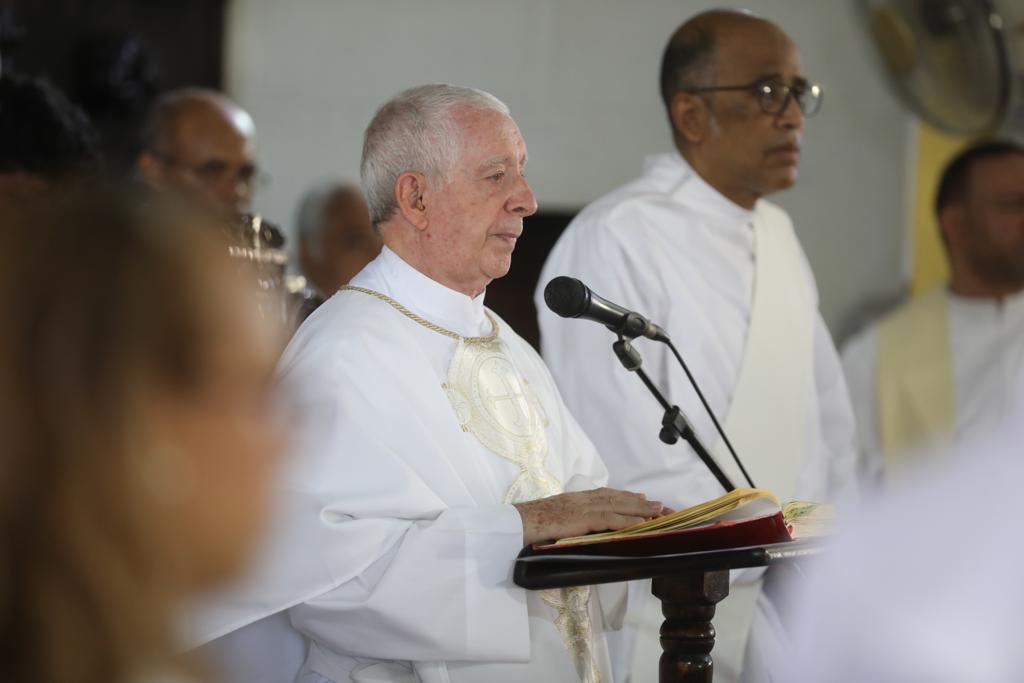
[136,88,306,331]
[536,9,857,683]
[137,88,262,216]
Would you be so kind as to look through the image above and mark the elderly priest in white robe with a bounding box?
[536,10,858,683]
[189,84,665,683]
[842,140,1024,486]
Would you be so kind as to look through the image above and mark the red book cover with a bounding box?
[531,512,793,558]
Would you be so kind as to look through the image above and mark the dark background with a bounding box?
[0,0,225,172]
[486,211,573,350]
[1,0,573,349]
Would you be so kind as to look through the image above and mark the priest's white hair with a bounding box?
[360,83,510,226]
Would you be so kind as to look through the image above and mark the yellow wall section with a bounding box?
[910,123,970,295]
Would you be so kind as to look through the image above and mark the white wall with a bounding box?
[226,0,913,339]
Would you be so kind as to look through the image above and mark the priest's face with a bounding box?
[694,22,805,208]
[422,107,538,297]
[959,153,1024,288]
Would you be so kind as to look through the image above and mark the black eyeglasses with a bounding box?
[153,152,270,194]
[686,78,824,117]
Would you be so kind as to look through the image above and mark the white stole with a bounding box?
[709,202,813,683]
[713,202,812,499]
[630,203,815,683]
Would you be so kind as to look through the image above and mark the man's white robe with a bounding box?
[190,246,623,683]
[535,152,858,683]
[842,287,1024,483]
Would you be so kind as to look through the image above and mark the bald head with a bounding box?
[660,10,807,208]
[137,88,258,214]
[660,10,791,113]
[143,89,254,154]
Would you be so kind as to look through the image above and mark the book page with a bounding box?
[782,501,835,539]
[553,488,781,546]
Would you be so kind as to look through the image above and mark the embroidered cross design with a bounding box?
[483,366,531,431]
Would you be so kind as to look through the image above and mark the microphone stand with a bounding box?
[612,335,737,493]
[662,338,757,490]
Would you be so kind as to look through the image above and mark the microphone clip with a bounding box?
[608,312,657,341]
[659,405,694,447]
[612,338,643,372]
[610,334,737,492]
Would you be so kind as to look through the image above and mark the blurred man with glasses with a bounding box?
[135,88,306,331]
[537,9,857,683]
[137,88,263,216]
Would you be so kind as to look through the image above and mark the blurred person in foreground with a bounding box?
[775,377,1024,682]
[536,9,856,682]
[192,83,662,683]
[0,72,99,211]
[295,180,382,298]
[0,189,284,683]
[842,140,1024,486]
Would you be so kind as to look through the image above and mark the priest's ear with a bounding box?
[394,172,430,231]
[669,92,711,145]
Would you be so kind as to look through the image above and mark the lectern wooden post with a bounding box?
[514,541,821,683]
[654,570,730,681]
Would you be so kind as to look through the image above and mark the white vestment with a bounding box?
[842,287,1024,485]
[777,381,1024,682]
[190,246,625,683]
[535,152,858,683]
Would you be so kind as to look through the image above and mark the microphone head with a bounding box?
[544,276,588,318]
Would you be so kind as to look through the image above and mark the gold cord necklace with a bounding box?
[340,285,499,343]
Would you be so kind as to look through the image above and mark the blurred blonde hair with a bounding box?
[0,187,235,683]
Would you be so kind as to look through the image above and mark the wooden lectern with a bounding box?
[514,540,822,683]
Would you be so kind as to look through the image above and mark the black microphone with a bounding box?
[544,276,668,342]
[544,274,754,490]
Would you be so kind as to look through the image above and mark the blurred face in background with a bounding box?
[138,95,259,216]
[299,185,381,295]
[955,154,1024,291]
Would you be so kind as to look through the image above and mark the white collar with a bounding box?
[947,285,1024,320]
[352,245,490,338]
[641,152,758,259]
[645,151,758,226]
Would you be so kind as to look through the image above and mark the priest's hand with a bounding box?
[513,487,665,545]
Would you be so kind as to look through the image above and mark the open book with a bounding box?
[532,488,832,557]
